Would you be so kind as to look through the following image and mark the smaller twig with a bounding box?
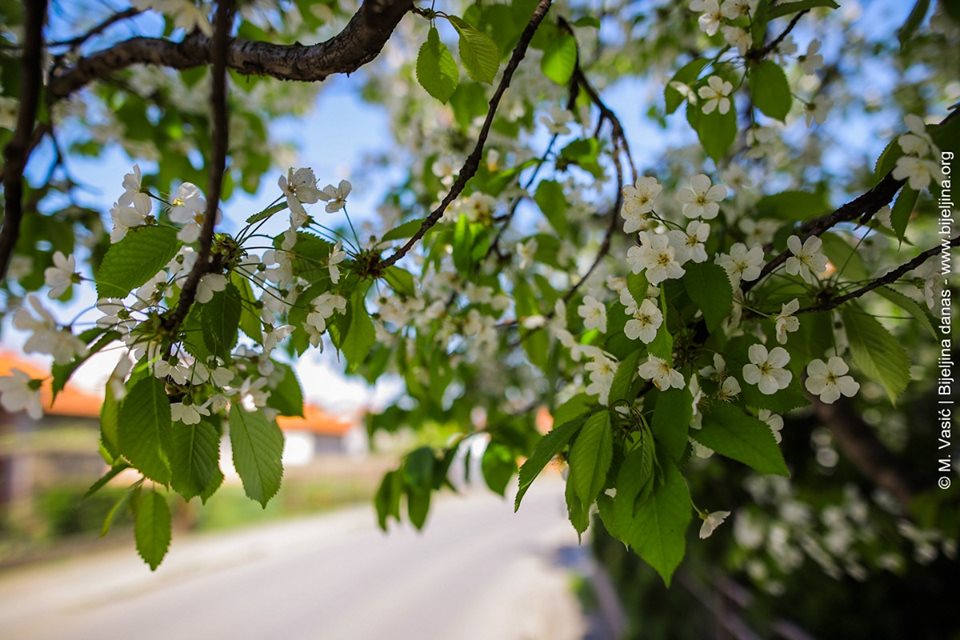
[48,8,142,50]
[748,10,808,61]
[798,236,960,313]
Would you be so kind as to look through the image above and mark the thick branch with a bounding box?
[811,397,919,509]
[798,236,960,313]
[49,0,413,99]
[165,0,232,331]
[0,0,48,282]
[380,0,553,270]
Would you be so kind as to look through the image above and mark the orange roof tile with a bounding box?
[277,403,354,437]
[0,350,103,418]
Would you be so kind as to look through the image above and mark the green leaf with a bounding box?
[374,470,403,530]
[534,180,570,235]
[695,403,790,476]
[750,60,792,121]
[688,102,737,161]
[382,218,426,242]
[384,266,416,297]
[342,288,375,371]
[569,411,613,509]
[890,187,919,243]
[648,322,674,362]
[553,393,594,426]
[541,33,577,85]
[417,27,459,102]
[84,463,130,499]
[665,58,708,115]
[201,283,241,360]
[874,138,903,181]
[100,382,121,462]
[651,388,692,462]
[118,377,173,484]
[266,362,304,417]
[515,418,583,510]
[819,232,868,281]
[132,488,171,571]
[404,446,436,489]
[100,488,133,537]
[565,475,590,536]
[767,0,838,20]
[596,445,654,540]
[897,0,931,47]
[170,419,223,502]
[406,485,431,529]
[609,349,644,405]
[755,190,830,221]
[95,225,180,298]
[602,461,692,585]
[842,304,911,403]
[875,286,938,338]
[449,16,501,84]
[481,442,516,496]
[229,404,284,507]
[683,262,733,331]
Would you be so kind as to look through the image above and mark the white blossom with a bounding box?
[758,409,784,443]
[170,401,210,425]
[804,357,860,403]
[800,39,823,74]
[892,156,940,191]
[717,242,764,287]
[804,95,830,126]
[700,510,731,539]
[196,273,227,304]
[540,106,573,135]
[318,180,352,213]
[131,0,212,36]
[695,0,723,35]
[328,241,346,284]
[898,114,935,157]
[785,235,828,284]
[44,251,79,298]
[279,167,322,227]
[722,25,751,54]
[0,369,43,419]
[624,298,663,343]
[677,174,727,220]
[669,220,710,264]
[169,182,211,243]
[110,192,152,243]
[621,176,662,233]
[638,355,685,391]
[578,296,608,333]
[627,231,686,284]
[698,75,733,115]
[774,298,800,344]
[585,353,618,405]
[742,344,792,395]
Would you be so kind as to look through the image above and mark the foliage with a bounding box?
[0,0,956,612]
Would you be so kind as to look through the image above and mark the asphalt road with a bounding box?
[0,478,590,640]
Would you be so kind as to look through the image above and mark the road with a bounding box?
[0,479,592,640]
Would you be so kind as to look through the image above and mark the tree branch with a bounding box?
[0,0,48,282]
[164,0,233,331]
[49,0,412,99]
[380,0,553,270]
[746,108,958,294]
[48,7,141,49]
[798,236,960,313]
